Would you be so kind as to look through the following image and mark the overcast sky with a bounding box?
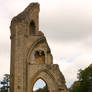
[0,0,92,88]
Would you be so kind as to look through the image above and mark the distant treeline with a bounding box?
[69,64,92,92]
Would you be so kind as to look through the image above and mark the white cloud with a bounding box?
[48,40,92,87]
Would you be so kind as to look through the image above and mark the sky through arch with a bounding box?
[33,78,46,91]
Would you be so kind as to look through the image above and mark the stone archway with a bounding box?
[27,69,58,92]
[25,36,52,65]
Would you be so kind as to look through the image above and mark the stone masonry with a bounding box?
[10,3,68,92]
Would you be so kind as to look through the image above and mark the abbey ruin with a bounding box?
[10,3,68,92]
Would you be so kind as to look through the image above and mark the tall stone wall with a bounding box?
[10,3,68,92]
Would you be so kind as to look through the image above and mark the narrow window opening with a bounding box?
[30,21,35,35]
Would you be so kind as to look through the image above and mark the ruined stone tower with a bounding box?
[10,3,67,92]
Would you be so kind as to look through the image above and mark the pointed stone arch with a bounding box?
[28,69,58,92]
[25,37,52,64]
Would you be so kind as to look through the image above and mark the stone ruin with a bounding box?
[10,3,68,92]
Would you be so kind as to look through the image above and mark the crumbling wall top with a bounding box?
[10,2,40,34]
[10,3,40,26]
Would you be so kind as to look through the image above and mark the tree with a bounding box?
[35,86,49,92]
[69,81,80,92]
[69,64,92,92]
[0,74,10,92]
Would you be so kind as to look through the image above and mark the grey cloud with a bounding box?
[40,16,92,42]
[83,36,92,49]
[1,0,92,43]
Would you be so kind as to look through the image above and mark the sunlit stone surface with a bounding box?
[10,2,68,92]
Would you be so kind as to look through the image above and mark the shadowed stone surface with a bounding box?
[10,2,68,92]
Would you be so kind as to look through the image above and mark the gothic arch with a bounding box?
[28,69,58,92]
[24,37,46,58]
[24,36,52,64]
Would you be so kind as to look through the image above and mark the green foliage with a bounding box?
[69,64,92,92]
[69,81,80,92]
[0,74,10,92]
[35,86,49,92]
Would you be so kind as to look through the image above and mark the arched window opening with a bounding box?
[33,78,49,92]
[34,50,45,64]
[30,20,36,35]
